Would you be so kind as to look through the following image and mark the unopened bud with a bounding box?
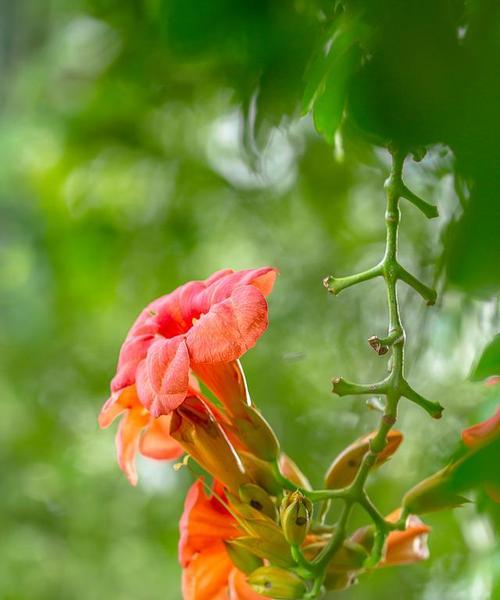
[324,571,357,591]
[170,396,247,492]
[279,454,312,490]
[327,540,368,573]
[224,540,263,575]
[325,430,403,489]
[230,535,292,568]
[280,491,312,546]
[239,483,277,521]
[239,451,282,495]
[248,566,307,599]
[233,405,280,461]
[402,467,468,514]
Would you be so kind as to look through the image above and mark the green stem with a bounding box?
[313,502,352,570]
[316,148,440,577]
[323,264,382,295]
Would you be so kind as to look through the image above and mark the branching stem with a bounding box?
[307,149,442,593]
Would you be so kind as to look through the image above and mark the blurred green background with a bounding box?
[1,1,499,599]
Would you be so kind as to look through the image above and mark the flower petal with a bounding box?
[186,286,269,364]
[382,514,430,566]
[179,479,240,567]
[116,407,150,486]
[182,543,233,600]
[98,385,141,429]
[462,408,500,449]
[228,568,267,600]
[111,333,156,392]
[136,336,190,417]
[139,415,184,460]
[191,360,250,417]
[204,267,277,306]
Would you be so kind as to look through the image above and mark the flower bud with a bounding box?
[279,454,312,490]
[324,430,403,489]
[327,541,368,573]
[224,540,263,575]
[402,466,468,514]
[247,566,307,599]
[230,536,292,568]
[232,405,280,461]
[280,491,312,546]
[239,483,277,521]
[324,571,357,591]
[239,451,282,495]
[170,396,247,491]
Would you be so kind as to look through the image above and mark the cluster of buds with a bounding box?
[99,267,499,599]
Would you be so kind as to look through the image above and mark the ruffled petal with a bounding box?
[111,333,156,392]
[179,479,240,567]
[204,267,277,306]
[116,406,150,486]
[98,385,141,429]
[139,415,184,460]
[186,286,268,364]
[136,336,190,417]
[182,543,232,600]
[228,569,267,600]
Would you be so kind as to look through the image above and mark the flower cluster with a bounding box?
[100,267,439,599]
[99,267,500,600]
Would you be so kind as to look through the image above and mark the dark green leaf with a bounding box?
[470,334,500,381]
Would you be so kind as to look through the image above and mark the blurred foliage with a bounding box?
[0,1,499,599]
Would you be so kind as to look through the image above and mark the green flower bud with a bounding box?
[238,483,278,521]
[280,491,312,546]
[233,405,280,461]
[230,536,293,568]
[324,571,357,591]
[248,566,308,599]
[327,541,368,573]
[224,540,263,575]
[402,466,469,514]
[239,451,282,495]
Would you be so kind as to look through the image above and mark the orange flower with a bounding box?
[108,267,276,417]
[179,479,265,600]
[99,267,277,484]
[382,509,430,566]
[98,384,183,485]
[350,509,430,568]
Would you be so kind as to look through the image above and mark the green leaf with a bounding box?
[302,13,364,116]
[312,45,360,144]
[470,334,500,381]
[449,436,500,493]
